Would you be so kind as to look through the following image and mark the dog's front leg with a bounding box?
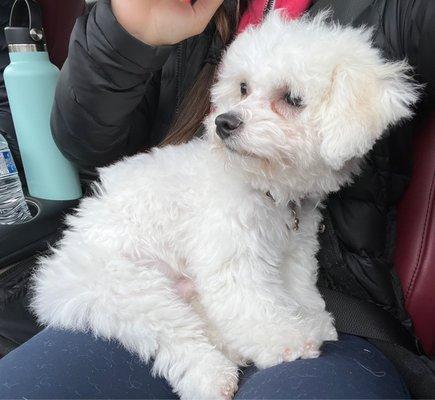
[283,253,337,344]
[282,252,338,358]
[282,205,338,354]
[196,258,313,369]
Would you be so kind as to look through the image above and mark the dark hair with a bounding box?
[162,0,249,146]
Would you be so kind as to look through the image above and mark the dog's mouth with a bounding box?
[222,140,239,154]
[220,137,261,160]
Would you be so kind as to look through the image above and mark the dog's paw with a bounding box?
[304,311,338,343]
[251,331,307,369]
[298,311,337,359]
[322,325,338,342]
[300,340,321,359]
[176,351,238,400]
[255,337,324,367]
[253,345,303,369]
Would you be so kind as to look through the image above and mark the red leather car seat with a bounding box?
[37,0,85,68]
[395,107,435,357]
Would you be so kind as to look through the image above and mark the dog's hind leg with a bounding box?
[31,252,238,400]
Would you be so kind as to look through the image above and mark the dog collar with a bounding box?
[265,191,326,233]
[265,191,300,231]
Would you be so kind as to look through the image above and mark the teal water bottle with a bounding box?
[3,0,82,201]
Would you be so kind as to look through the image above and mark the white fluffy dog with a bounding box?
[31,13,418,400]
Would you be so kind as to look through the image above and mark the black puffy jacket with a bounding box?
[52,0,435,322]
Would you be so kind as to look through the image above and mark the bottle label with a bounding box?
[0,150,18,177]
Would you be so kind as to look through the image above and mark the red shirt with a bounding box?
[238,0,311,33]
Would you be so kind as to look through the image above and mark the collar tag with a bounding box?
[288,201,299,231]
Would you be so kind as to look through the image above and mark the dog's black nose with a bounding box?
[215,113,243,139]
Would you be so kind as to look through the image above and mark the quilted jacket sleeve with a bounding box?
[51,0,173,168]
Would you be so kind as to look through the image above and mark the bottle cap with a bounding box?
[4,0,46,52]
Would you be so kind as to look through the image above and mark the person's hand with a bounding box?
[111,0,224,46]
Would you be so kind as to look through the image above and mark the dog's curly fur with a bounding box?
[31,13,419,399]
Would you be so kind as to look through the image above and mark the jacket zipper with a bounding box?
[175,41,186,115]
[264,0,275,16]
[0,256,36,291]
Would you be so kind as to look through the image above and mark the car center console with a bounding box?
[0,194,79,355]
[0,196,78,268]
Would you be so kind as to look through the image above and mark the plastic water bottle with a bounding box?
[3,0,82,201]
[0,134,31,224]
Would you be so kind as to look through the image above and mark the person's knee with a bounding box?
[236,336,409,399]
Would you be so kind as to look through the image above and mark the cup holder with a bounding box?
[0,196,80,265]
[3,199,41,225]
[26,199,40,219]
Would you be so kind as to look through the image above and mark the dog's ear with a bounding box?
[319,45,420,170]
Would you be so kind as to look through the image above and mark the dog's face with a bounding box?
[205,13,419,198]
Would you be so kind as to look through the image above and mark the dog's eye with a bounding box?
[284,93,303,107]
[240,82,248,97]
